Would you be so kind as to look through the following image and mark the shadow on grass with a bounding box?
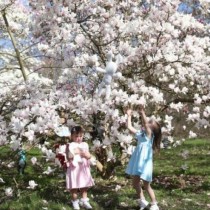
[38,180,132,210]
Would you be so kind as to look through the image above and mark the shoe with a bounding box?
[72,199,80,210]
[149,204,159,210]
[138,199,149,210]
[80,198,92,209]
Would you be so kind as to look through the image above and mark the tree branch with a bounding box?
[0,52,16,58]
[1,10,27,81]
[20,41,41,53]
[80,24,106,64]
[160,97,210,112]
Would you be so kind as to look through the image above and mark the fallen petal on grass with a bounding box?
[119,202,128,207]
[182,198,193,202]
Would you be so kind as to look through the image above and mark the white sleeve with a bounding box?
[83,142,89,151]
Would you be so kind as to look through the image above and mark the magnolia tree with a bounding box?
[0,0,59,179]
[1,0,210,178]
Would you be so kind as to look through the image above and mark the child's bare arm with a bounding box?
[139,105,152,138]
[66,144,71,161]
[80,151,91,159]
[80,143,91,159]
[126,109,137,134]
[66,144,74,161]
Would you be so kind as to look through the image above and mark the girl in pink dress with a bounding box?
[66,126,94,210]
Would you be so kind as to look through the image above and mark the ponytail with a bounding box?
[152,122,162,152]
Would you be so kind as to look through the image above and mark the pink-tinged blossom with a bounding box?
[189,131,197,139]
[5,187,13,197]
[31,157,37,165]
[43,166,56,175]
[27,180,38,189]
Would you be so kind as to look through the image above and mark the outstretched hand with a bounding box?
[139,104,145,113]
[124,107,137,134]
[126,108,132,116]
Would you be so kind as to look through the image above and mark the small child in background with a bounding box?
[125,105,162,210]
[18,146,26,175]
[66,126,94,210]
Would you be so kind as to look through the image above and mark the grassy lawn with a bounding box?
[0,139,210,210]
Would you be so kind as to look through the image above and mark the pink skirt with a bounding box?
[66,159,94,190]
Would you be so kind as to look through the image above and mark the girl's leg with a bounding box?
[80,187,92,209]
[80,187,88,199]
[71,189,79,201]
[71,189,80,210]
[143,181,157,204]
[133,176,149,209]
[132,176,145,199]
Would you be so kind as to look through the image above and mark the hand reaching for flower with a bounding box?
[125,108,137,134]
[139,104,145,113]
[126,109,132,116]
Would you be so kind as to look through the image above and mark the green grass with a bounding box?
[0,139,210,210]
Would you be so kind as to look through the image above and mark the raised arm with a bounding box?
[139,105,152,138]
[126,109,137,134]
[95,67,106,73]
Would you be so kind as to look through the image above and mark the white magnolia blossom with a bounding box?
[189,131,197,139]
[164,115,174,133]
[124,145,136,155]
[92,140,102,151]
[181,163,188,171]
[187,113,200,122]
[5,187,13,197]
[203,106,210,118]
[7,161,15,168]
[10,136,21,151]
[0,117,8,146]
[107,150,116,162]
[55,126,70,137]
[90,156,97,166]
[27,180,38,189]
[170,102,184,112]
[56,144,67,155]
[40,145,47,154]
[31,157,37,165]
[168,136,174,143]
[43,166,56,175]
[115,185,122,192]
[45,149,56,162]
[0,178,5,183]
[180,150,189,159]
[118,134,133,145]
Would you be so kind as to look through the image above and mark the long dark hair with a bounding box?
[71,126,84,135]
[152,122,162,152]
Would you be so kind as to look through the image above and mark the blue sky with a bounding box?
[179,2,194,13]
[178,1,200,14]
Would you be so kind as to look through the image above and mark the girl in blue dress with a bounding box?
[125,106,161,210]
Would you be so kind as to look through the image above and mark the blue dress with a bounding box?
[126,130,154,182]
